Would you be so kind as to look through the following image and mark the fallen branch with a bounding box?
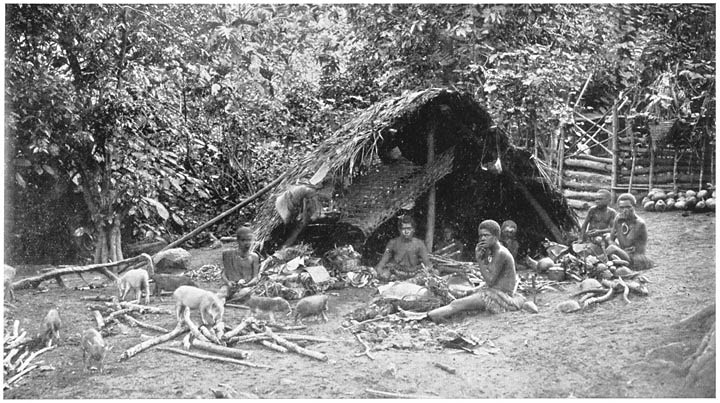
[259,340,289,353]
[122,315,169,333]
[365,388,433,399]
[264,328,327,362]
[119,325,188,361]
[190,339,250,360]
[157,346,272,369]
[12,254,152,290]
[92,311,105,329]
[354,334,375,360]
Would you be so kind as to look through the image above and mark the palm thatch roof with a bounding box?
[253,88,578,260]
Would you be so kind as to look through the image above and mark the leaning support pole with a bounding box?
[505,170,565,243]
[425,121,437,251]
[159,172,289,253]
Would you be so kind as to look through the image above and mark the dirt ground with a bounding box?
[3,210,715,399]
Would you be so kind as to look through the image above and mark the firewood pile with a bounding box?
[3,320,54,390]
[117,306,332,366]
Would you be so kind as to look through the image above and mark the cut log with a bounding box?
[190,338,250,359]
[264,328,328,362]
[12,253,154,290]
[157,346,272,369]
[259,340,289,353]
[119,325,188,361]
[122,315,169,333]
[563,158,612,173]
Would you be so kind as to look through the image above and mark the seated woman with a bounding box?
[427,220,524,322]
[605,193,653,271]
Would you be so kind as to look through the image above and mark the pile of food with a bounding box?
[642,187,715,212]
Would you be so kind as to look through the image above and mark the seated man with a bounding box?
[428,220,523,322]
[580,189,617,245]
[605,193,653,271]
[221,225,261,300]
[374,215,434,282]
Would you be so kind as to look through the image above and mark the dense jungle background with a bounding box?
[5,4,715,265]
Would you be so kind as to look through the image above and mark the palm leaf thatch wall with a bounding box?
[253,88,578,261]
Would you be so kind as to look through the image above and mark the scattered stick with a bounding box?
[434,362,457,374]
[157,346,272,369]
[223,317,256,340]
[354,334,375,360]
[365,388,433,399]
[81,296,116,302]
[122,315,169,333]
[119,325,188,361]
[92,310,105,329]
[259,340,289,353]
[190,339,250,360]
[264,328,327,362]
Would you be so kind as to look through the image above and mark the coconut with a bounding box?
[650,191,666,201]
[706,198,715,209]
[695,200,706,211]
[557,300,581,313]
[643,200,655,211]
[697,189,708,200]
[655,199,666,211]
[666,198,675,210]
[686,189,697,198]
[536,257,554,273]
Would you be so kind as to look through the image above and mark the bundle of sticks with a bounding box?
[3,320,54,390]
[119,312,333,367]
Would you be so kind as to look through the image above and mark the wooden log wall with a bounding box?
[561,118,715,210]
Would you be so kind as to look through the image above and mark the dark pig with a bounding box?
[293,294,329,324]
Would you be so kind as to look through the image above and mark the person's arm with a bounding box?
[375,240,395,271]
[417,240,433,270]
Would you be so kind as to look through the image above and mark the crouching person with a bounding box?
[428,220,523,322]
[374,215,434,282]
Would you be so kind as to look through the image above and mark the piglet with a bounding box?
[81,328,111,373]
[293,294,329,324]
[42,308,61,347]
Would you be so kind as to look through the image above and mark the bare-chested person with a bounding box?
[221,226,260,300]
[428,220,523,322]
[605,193,653,271]
[374,215,434,282]
[580,189,617,244]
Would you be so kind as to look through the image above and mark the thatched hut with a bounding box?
[253,88,579,262]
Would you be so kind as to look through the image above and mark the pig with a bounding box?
[4,265,16,302]
[151,273,197,297]
[244,295,292,322]
[42,308,62,347]
[81,328,111,373]
[173,285,224,326]
[293,294,329,324]
[117,268,150,305]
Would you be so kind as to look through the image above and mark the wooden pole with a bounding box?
[611,102,619,202]
[159,172,289,253]
[649,135,655,191]
[425,121,437,252]
[505,170,565,242]
[673,149,679,192]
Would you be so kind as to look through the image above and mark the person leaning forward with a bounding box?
[374,215,434,282]
[428,220,523,322]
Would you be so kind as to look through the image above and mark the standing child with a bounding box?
[221,226,261,299]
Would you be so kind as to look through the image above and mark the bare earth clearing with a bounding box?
[3,210,715,398]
